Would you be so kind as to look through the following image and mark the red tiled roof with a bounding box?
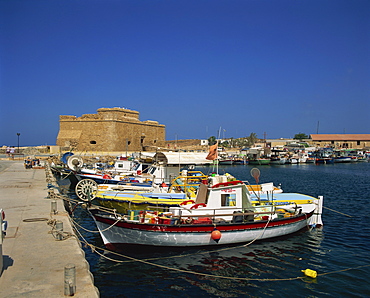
[310,134,370,141]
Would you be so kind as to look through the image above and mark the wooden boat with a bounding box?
[218,158,234,165]
[285,158,298,164]
[270,157,286,165]
[77,173,283,214]
[88,180,323,249]
[248,158,270,165]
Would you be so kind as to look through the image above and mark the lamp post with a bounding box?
[17,133,20,153]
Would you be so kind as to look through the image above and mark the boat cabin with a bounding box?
[169,181,265,221]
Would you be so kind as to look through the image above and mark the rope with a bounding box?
[23,218,49,222]
[75,222,370,282]
[73,223,370,282]
[70,216,122,233]
[47,218,75,241]
[323,206,352,217]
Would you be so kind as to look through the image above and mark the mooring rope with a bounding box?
[72,222,370,282]
[47,218,75,241]
[323,206,352,217]
[70,216,122,233]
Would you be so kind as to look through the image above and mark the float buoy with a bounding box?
[211,228,222,243]
[103,174,112,180]
[301,269,317,278]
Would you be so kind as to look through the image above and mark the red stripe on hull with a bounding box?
[92,211,313,233]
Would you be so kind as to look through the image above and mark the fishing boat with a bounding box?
[88,180,323,249]
[285,157,298,164]
[218,158,234,165]
[77,172,283,213]
[248,158,270,165]
[269,149,287,165]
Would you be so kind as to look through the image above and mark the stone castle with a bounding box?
[56,107,165,152]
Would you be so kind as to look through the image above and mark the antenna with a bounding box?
[316,121,320,134]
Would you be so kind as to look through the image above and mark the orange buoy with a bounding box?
[211,229,222,243]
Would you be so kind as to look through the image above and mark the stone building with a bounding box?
[56,107,165,152]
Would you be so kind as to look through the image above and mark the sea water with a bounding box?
[69,162,370,297]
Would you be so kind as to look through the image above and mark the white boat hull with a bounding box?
[91,211,313,248]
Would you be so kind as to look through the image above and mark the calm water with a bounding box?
[67,162,370,297]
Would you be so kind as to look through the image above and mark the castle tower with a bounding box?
[56,107,165,152]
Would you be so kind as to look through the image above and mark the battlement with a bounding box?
[57,107,165,151]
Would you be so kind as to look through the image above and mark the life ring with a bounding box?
[190,203,207,209]
[211,180,243,188]
[103,174,112,180]
[137,170,142,175]
[180,199,195,205]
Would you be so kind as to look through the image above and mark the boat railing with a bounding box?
[126,204,297,224]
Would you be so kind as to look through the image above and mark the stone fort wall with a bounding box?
[56,107,165,151]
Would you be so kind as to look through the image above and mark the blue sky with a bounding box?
[1,0,369,146]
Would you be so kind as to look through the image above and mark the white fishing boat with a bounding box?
[88,180,323,249]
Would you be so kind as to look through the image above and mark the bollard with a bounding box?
[55,220,63,240]
[64,263,76,296]
[51,200,57,215]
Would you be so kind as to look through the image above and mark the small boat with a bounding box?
[248,158,270,165]
[285,158,298,164]
[269,157,286,165]
[233,158,248,165]
[75,162,189,186]
[218,158,234,165]
[269,149,287,165]
[356,156,367,162]
[78,173,283,214]
[88,180,323,249]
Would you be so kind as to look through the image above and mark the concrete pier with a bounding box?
[0,160,99,297]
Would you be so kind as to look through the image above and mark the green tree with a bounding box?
[294,133,309,140]
[208,136,217,145]
[246,133,258,147]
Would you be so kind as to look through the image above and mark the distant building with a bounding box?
[310,134,370,149]
[56,107,165,152]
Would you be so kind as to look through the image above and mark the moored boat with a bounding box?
[78,173,283,213]
[88,180,323,249]
[248,158,270,165]
[270,157,286,165]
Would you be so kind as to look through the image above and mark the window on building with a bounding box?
[357,141,361,145]
[90,141,96,144]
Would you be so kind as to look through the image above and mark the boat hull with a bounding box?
[218,159,234,165]
[270,158,286,165]
[333,157,352,163]
[248,159,270,165]
[91,210,313,248]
